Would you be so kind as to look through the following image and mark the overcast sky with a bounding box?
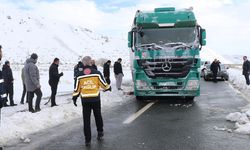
[1,0,250,55]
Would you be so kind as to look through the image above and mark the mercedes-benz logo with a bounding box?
[162,61,172,72]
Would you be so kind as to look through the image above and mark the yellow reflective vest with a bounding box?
[73,67,110,98]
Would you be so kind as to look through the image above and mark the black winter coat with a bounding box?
[2,64,13,86]
[243,60,250,75]
[74,61,83,79]
[49,63,62,86]
[92,64,98,70]
[210,61,221,74]
[0,70,7,109]
[103,62,110,78]
[114,62,123,75]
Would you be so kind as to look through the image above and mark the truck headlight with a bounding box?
[136,80,150,90]
[185,80,199,90]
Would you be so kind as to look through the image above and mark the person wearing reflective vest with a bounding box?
[72,56,111,146]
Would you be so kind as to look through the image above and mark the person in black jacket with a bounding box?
[49,58,63,107]
[210,59,221,83]
[2,61,16,106]
[242,56,250,85]
[20,65,28,104]
[103,60,111,84]
[91,59,98,70]
[0,45,7,108]
[74,61,84,88]
[114,58,123,90]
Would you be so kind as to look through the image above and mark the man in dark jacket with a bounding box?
[74,61,84,88]
[114,58,123,90]
[91,59,98,70]
[0,45,7,109]
[210,59,221,83]
[243,56,250,85]
[25,53,42,113]
[20,65,28,104]
[103,60,111,84]
[49,58,63,107]
[2,61,16,106]
[72,56,111,146]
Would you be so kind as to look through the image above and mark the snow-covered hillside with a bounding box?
[0,5,129,67]
[200,47,232,64]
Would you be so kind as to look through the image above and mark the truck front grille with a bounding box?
[137,58,196,78]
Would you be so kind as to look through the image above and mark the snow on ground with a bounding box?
[0,68,133,146]
[224,68,250,135]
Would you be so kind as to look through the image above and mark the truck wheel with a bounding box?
[204,76,208,81]
[136,96,144,101]
[185,96,194,103]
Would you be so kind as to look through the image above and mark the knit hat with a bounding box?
[5,60,9,65]
[82,56,92,66]
[31,53,38,59]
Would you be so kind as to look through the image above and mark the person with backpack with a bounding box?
[49,58,63,107]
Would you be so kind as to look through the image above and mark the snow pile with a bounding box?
[226,111,250,134]
[224,67,250,135]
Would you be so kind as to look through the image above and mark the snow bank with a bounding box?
[224,67,250,135]
[228,68,250,98]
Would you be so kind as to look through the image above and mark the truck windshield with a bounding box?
[136,27,198,47]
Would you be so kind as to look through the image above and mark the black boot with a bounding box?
[10,100,17,106]
[97,132,104,141]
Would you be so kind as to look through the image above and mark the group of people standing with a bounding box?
[0,44,124,146]
[0,49,64,112]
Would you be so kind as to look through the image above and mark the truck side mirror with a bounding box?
[200,29,206,46]
[128,31,133,48]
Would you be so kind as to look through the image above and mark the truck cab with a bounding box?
[128,7,206,101]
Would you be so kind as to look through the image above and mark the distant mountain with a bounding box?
[0,5,129,67]
[222,55,243,64]
[200,47,232,64]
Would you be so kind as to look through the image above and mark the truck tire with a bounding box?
[136,96,144,101]
[204,76,208,81]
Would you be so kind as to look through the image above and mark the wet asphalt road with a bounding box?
[5,80,250,150]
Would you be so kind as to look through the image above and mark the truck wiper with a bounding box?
[164,42,192,49]
[137,43,163,50]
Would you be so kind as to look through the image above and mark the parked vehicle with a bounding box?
[200,61,210,77]
[128,7,206,102]
[203,64,229,81]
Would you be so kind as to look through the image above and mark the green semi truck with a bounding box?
[128,7,206,102]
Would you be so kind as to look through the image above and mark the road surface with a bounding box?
[5,80,250,150]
